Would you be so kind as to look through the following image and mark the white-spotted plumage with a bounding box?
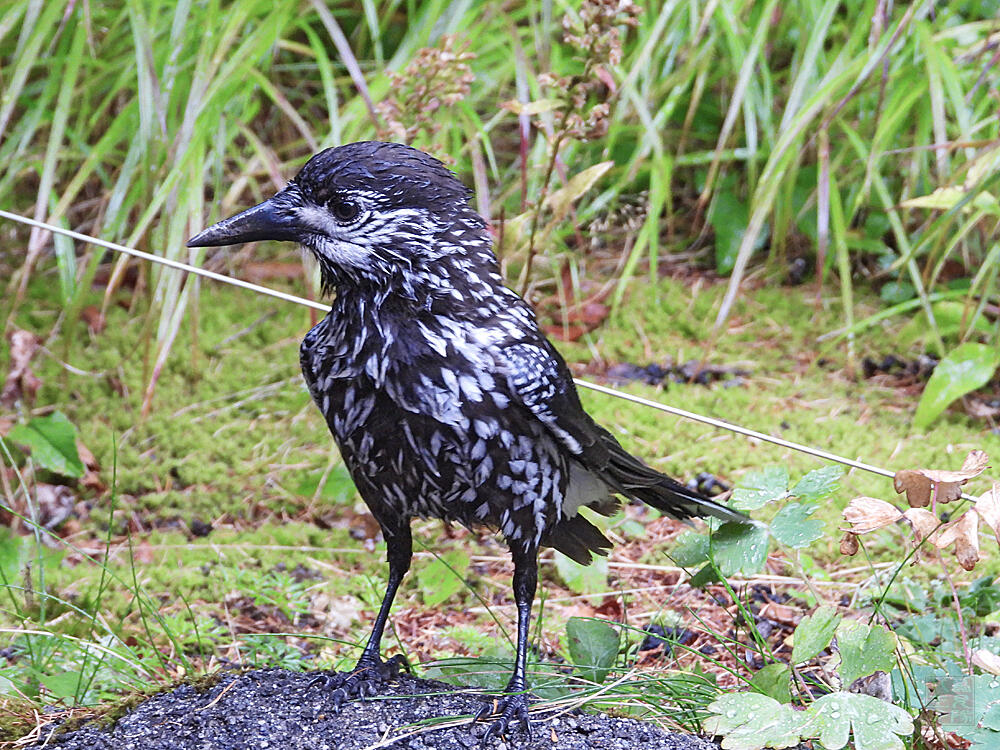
[279,144,744,559]
[187,141,747,737]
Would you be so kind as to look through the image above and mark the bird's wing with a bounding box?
[498,340,607,460]
[499,339,667,485]
[498,339,746,524]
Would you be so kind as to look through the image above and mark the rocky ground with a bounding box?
[20,668,722,750]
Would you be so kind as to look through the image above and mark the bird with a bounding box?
[187,141,747,744]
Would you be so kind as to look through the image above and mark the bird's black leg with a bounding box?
[312,522,412,707]
[478,542,537,745]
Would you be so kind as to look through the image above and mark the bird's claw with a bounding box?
[308,653,409,709]
[477,691,531,747]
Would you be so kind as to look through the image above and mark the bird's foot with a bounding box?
[308,653,408,709]
[476,690,532,747]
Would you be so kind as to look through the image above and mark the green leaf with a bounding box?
[835,620,897,687]
[422,655,511,690]
[731,466,789,511]
[553,551,608,603]
[40,670,84,701]
[982,702,1000,732]
[790,465,843,501]
[496,210,532,255]
[619,518,646,539]
[704,693,807,750]
[544,162,613,219]
[914,343,1000,429]
[416,550,469,608]
[900,186,967,211]
[879,281,915,305]
[0,528,61,584]
[896,612,958,650]
[293,465,356,503]
[670,530,710,567]
[930,301,993,339]
[52,216,77,306]
[565,617,619,685]
[964,727,1000,748]
[937,674,1000,746]
[960,576,1000,617]
[0,529,23,586]
[801,692,913,750]
[792,606,841,664]
[502,98,564,116]
[7,411,84,478]
[709,522,769,577]
[0,673,16,698]
[688,562,720,588]
[900,186,1000,216]
[711,189,750,275]
[770,503,824,549]
[750,663,792,703]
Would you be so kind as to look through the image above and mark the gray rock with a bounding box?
[21,668,721,750]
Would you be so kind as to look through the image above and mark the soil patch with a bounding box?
[21,668,722,750]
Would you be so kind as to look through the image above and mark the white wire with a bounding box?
[0,210,330,313]
[1,209,899,481]
[574,380,896,478]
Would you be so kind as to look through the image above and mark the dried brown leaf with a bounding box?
[894,469,963,506]
[972,648,1000,675]
[840,532,859,556]
[76,440,98,471]
[921,450,989,484]
[543,324,590,342]
[959,449,987,476]
[975,484,1000,545]
[895,451,989,507]
[933,511,980,571]
[935,481,963,503]
[132,538,154,564]
[848,671,892,701]
[903,507,943,543]
[80,305,106,334]
[573,302,611,327]
[758,601,800,625]
[1,329,42,408]
[966,399,1000,419]
[893,470,933,507]
[311,593,363,635]
[81,470,105,493]
[842,496,903,533]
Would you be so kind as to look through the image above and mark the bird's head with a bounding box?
[187,141,495,299]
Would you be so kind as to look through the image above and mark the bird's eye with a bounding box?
[330,199,360,223]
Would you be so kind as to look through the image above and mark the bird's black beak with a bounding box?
[186,193,300,248]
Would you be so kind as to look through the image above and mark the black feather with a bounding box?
[187,141,749,732]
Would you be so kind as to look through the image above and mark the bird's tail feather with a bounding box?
[630,477,747,524]
[600,436,748,524]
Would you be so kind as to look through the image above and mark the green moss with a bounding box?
[7,280,336,525]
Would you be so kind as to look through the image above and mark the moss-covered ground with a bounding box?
[1,263,997,731]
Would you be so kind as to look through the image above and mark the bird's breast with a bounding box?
[298,306,570,546]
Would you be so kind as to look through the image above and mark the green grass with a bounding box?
[3,1,999,367]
